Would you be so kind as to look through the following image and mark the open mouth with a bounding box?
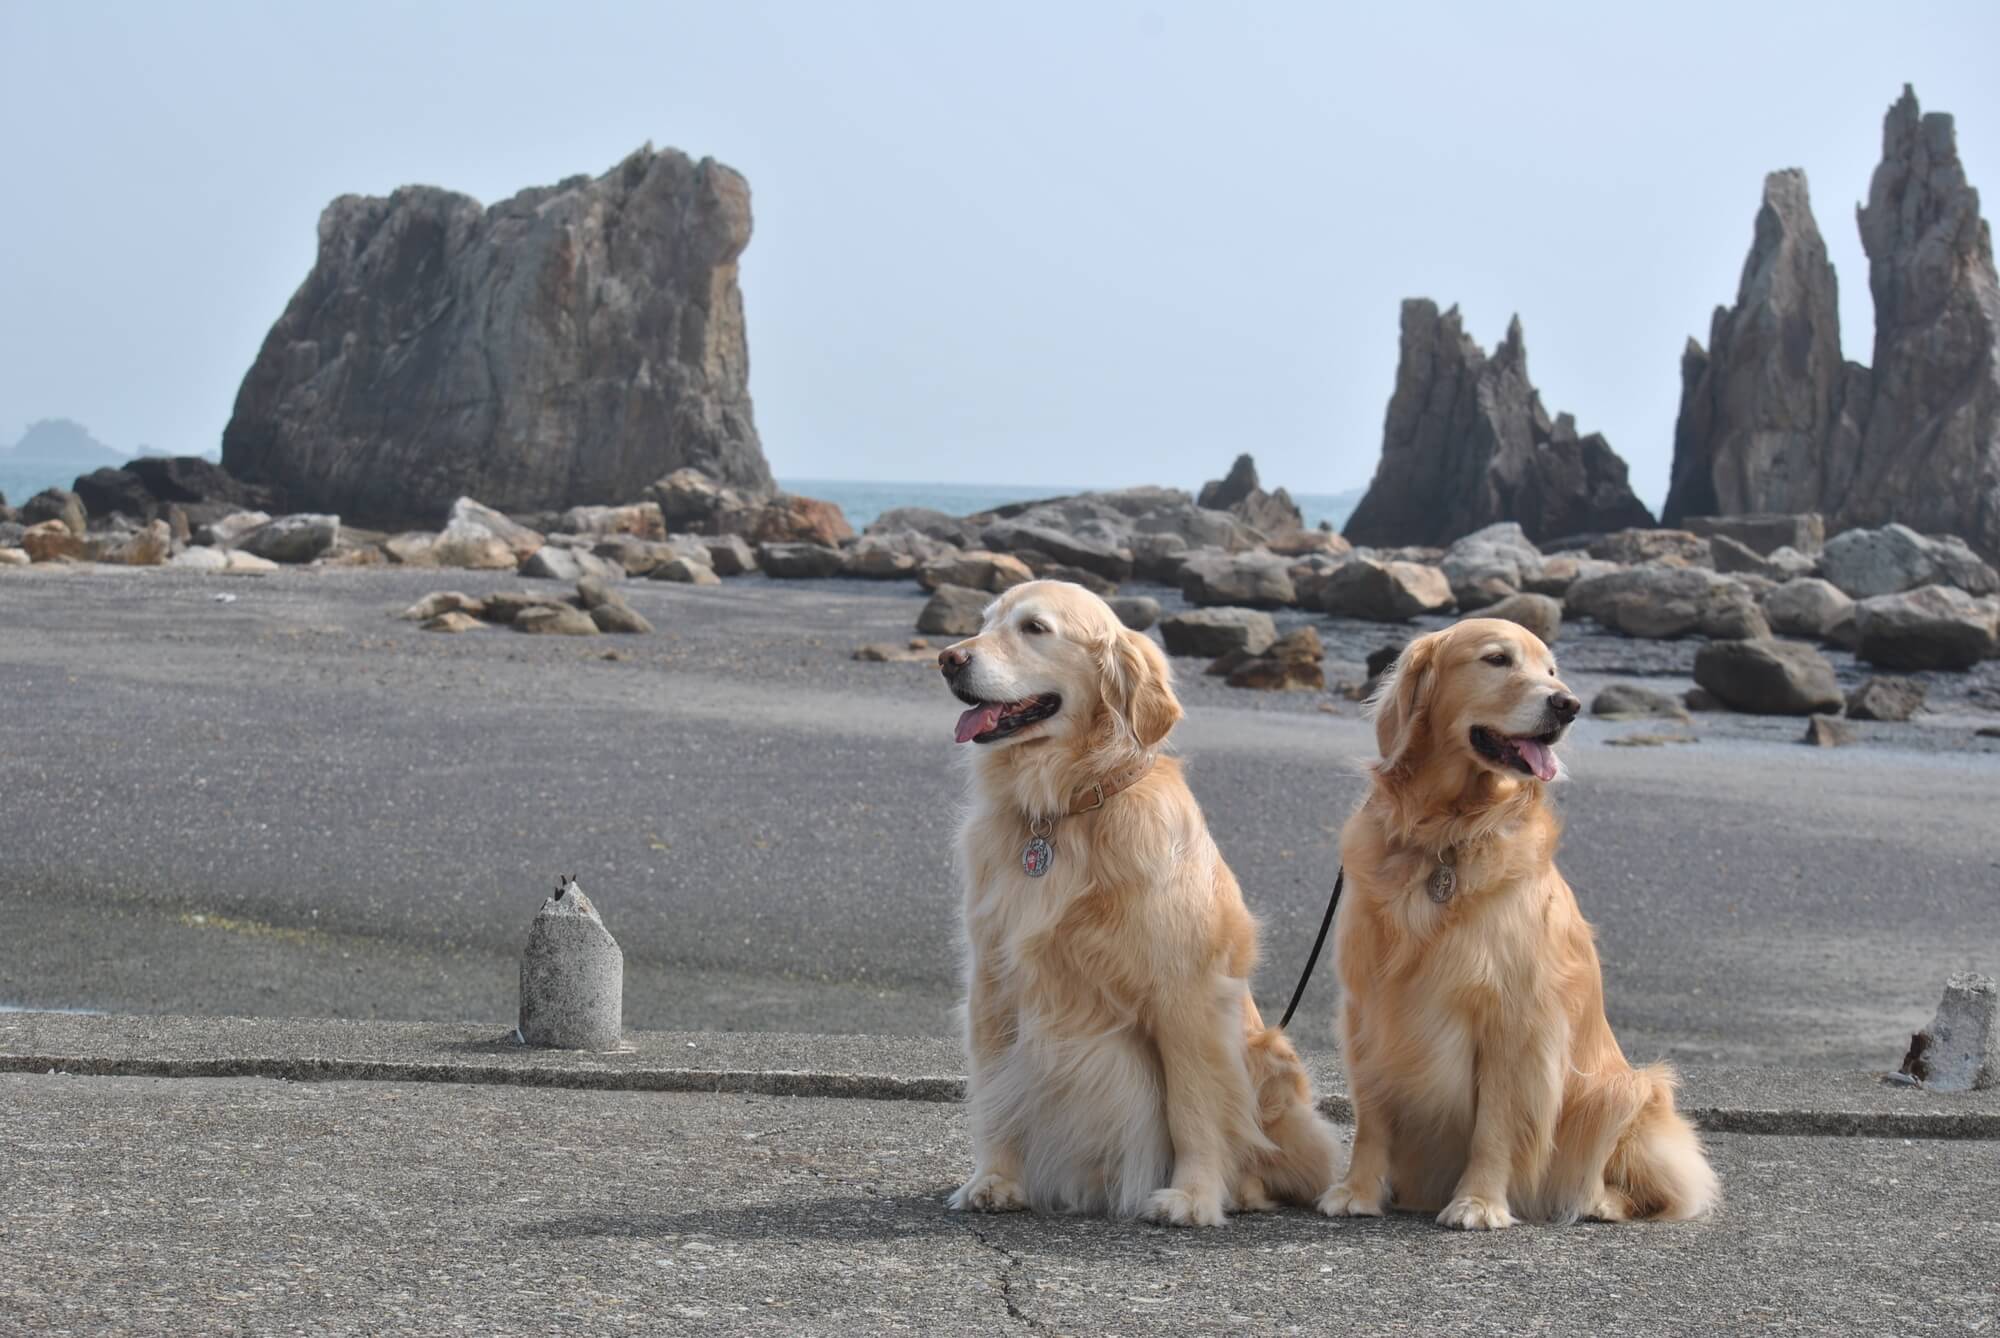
[1470,726,1563,782]
[953,691,1062,745]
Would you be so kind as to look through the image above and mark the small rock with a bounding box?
[1604,733,1699,748]
[481,591,569,624]
[520,544,622,584]
[757,541,845,579]
[1478,592,1563,644]
[0,547,28,567]
[91,520,173,566]
[1226,626,1325,691]
[918,549,1034,594]
[400,591,486,621]
[1591,684,1691,722]
[650,555,722,585]
[1845,676,1926,722]
[21,520,86,563]
[555,502,666,541]
[518,876,623,1051]
[513,605,600,636]
[1025,560,1118,598]
[1158,608,1277,658]
[1898,973,1998,1092]
[221,551,278,575]
[1976,725,2000,739]
[1683,686,1722,713]
[917,585,989,637]
[1692,639,1843,715]
[589,603,653,634]
[1801,714,1854,747]
[853,643,934,664]
[575,576,626,611]
[1108,595,1161,632]
[423,611,484,633]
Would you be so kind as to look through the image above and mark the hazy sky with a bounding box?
[3,3,1997,505]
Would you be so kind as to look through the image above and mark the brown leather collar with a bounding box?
[1063,756,1156,817]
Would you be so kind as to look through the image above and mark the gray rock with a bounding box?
[757,542,844,579]
[481,591,569,624]
[1760,577,1856,641]
[72,466,157,523]
[1819,523,1999,598]
[916,585,989,637]
[574,576,625,612]
[589,603,653,634]
[1196,453,1261,510]
[21,488,86,536]
[1591,684,1691,722]
[1692,639,1843,715]
[512,605,600,636]
[865,506,980,548]
[423,611,483,634]
[1899,972,1998,1092]
[698,532,759,576]
[1845,676,1927,721]
[1684,513,1828,558]
[917,550,1033,594]
[554,503,666,541]
[1158,608,1277,659]
[1587,529,1714,568]
[1520,553,1620,597]
[1178,549,1296,609]
[649,555,721,585]
[1802,714,1855,747]
[517,877,623,1051]
[198,510,274,549]
[1129,532,1192,584]
[978,520,1132,582]
[236,513,339,564]
[842,531,945,580]
[223,147,772,525]
[1477,592,1563,644]
[1344,301,1654,546]
[1853,584,2000,670]
[398,591,486,622]
[1567,565,1767,640]
[1316,557,1454,622]
[520,544,621,584]
[1195,453,1304,540]
[1440,522,1544,608]
[1108,596,1161,632]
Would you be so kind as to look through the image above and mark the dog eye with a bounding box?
[1483,652,1511,668]
[1023,619,1050,635]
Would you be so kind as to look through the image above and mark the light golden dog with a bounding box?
[1319,618,1719,1229]
[938,580,1339,1225]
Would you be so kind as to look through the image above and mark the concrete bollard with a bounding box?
[1898,973,1997,1092]
[517,876,624,1050]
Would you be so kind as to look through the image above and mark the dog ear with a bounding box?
[1103,627,1182,749]
[1371,634,1437,773]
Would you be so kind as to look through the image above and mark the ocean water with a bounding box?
[0,463,78,506]
[783,478,1364,533]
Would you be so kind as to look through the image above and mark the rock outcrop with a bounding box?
[1664,88,2000,561]
[223,146,772,525]
[1344,301,1654,547]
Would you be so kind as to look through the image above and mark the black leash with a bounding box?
[1277,867,1344,1030]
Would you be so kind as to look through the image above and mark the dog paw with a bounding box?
[1315,1181,1386,1218]
[1437,1194,1515,1231]
[1234,1177,1278,1213]
[949,1171,1027,1213]
[1144,1186,1227,1228]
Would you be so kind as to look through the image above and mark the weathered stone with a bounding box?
[399,591,485,622]
[1853,585,1999,670]
[1802,714,1855,747]
[1225,625,1325,691]
[1760,577,1856,642]
[520,544,622,584]
[513,605,600,636]
[1568,566,1768,640]
[757,542,844,579]
[589,603,653,634]
[842,531,943,580]
[646,469,758,535]
[698,532,758,576]
[235,513,339,564]
[21,520,86,562]
[979,520,1132,582]
[574,576,625,612]
[423,611,484,633]
[1440,522,1543,608]
[518,877,623,1051]
[1692,639,1843,715]
[1196,453,1304,539]
[1899,972,1998,1092]
[1178,549,1296,609]
[72,467,156,523]
[1591,684,1691,722]
[1108,596,1161,632]
[0,548,29,567]
[1587,529,1712,568]
[124,455,282,514]
[223,148,771,524]
[1684,686,1723,713]
[1344,301,1654,546]
[650,555,721,585]
[1016,558,1118,598]
[1197,453,1261,511]
[555,503,666,542]
[198,511,274,548]
[1316,558,1454,622]
[918,550,1033,594]
[21,488,86,536]
[481,591,569,624]
[1158,608,1277,658]
[88,520,172,566]
[1129,532,1191,584]
[1520,553,1620,597]
[865,506,980,548]
[1820,523,1999,598]
[743,494,855,547]
[1846,676,1927,721]
[916,585,989,637]
[1684,513,1827,557]
[1478,592,1563,644]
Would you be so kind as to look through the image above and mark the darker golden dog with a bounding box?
[1320,618,1719,1229]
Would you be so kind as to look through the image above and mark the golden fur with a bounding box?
[941,580,1340,1225]
[1320,618,1719,1229]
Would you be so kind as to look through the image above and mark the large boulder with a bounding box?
[1760,577,1857,642]
[698,533,758,576]
[842,531,946,580]
[917,549,1033,594]
[756,541,844,579]
[1819,523,1999,598]
[1178,549,1296,609]
[1478,592,1563,644]
[71,467,156,523]
[978,520,1132,582]
[1567,566,1768,640]
[744,493,855,547]
[1853,585,2000,670]
[866,506,980,548]
[1158,608,1277,658]
[1693,640,1844,715]
[916,585,989,637]
[21,519,86,562]
[235,514,339,563]
[1343,301,1655,547]
[1439,522,1544,608]
[1314,557,1453,622]
[21,488,86,536]
[221,147,773,524]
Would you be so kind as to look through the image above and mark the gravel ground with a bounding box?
[1,562,1997,1066]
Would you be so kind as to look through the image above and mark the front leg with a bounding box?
[950,962,1027,1213]
[1317,1089,1390,1217]
[1438,1037,1563,1231]
[1144,987,1258,1228]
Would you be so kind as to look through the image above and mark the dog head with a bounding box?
[937,580,1180,756]
[1372,618,1580,789]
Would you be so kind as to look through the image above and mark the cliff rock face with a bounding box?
[1664,88,2000,560]
[1343,301,1654,547]
[223,146,772,525]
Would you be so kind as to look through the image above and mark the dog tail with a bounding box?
[1605,1063,1720,1221]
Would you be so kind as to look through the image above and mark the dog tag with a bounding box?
[1427,848,1458,904]
[1022,836,1053,878]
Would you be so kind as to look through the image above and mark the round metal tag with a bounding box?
[1426,863,1457,904]
[1022,836,1054,879]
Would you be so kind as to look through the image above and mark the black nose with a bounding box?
[939,647,971,679]
[1548,691,1581,723]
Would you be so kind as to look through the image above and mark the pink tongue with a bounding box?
[1515,739,1557,782]
[955,703,1006,744]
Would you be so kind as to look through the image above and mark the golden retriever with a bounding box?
[937,579,1340,1225]
[1319,617,1719,1229]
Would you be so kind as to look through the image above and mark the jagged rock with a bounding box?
[1587,529,1712,568]
[1178,549,1296,609]
[222,147,772,524]
[1108,596,1161,632]
[22,489,86,536]
[1479,592,1563,644]
[1899,973,1999,1092]
[1819,523,1998,598]
[1853,585,2000,670]
[1158,608,1277,659]
[1684,513,1827,557]
[1802,714,1855,747]
[1197,454,1261,510]
[916,585,989,637]
[1760,577,1856,641]
[1195,454,1304,538]
[1313,557,1453,622]
[513,605,600,636]
[757,542,843,579]
[1568,566,1768,640]
[1591,684,1691,722]
[1693,639,1843,715]
[917,550,1033,594]
[1344,301,1655,546]
[555,503,667,542]
[236,514,339,563]
[1846,676,1927,721]
[520,545,621,584]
